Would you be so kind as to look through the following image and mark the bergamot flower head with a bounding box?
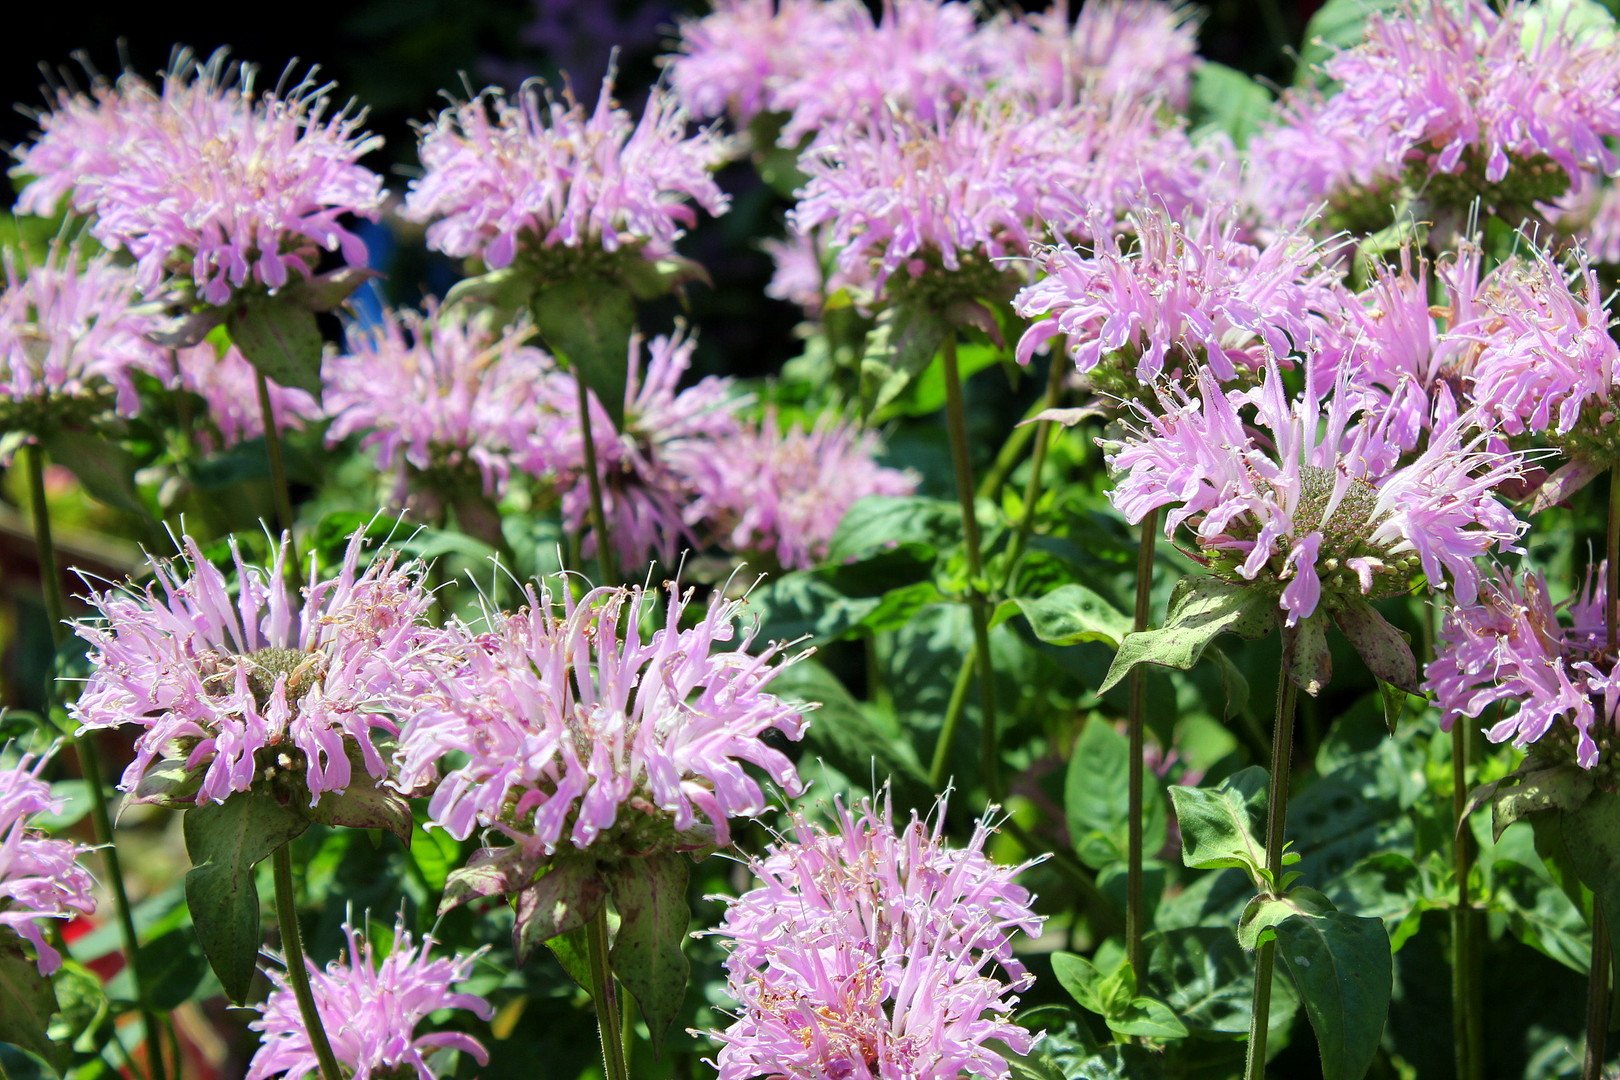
[0,748,97,975]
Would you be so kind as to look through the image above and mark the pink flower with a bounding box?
[702,793,1043,1080]
[0,750,96,975]
[980,1,1202,111]
[72,527,445,807]
[0,247,167,448]
[247,917,491,1080]
[1244,88,1397,232]
[1426,565,1614,768]
[1108,361,1525,625]
[404,75,729,270]
[1013,203,1345,386]
[326,304,557,501]
[397,579,807,854]
[174,339,321,452]
[713,412,919,570]
[12,51,384,306]
[532,329,746,569]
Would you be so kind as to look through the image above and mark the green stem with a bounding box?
[928,649,978,789]
[1126,509,1159,987]
[1004,354,1069,570]
[587,908,631,1080]
[1588,466,1620,1080]
[1451,718,1482,1080]
[1245,625,1301,1080]
[272,845,342,1080]
[576,373,619,584]
[26,446,166,1080]
[939,332,1002,799]
[255,371,299,574]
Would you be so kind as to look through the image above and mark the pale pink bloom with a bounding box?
[72,527,445,806]
[12,52,384,306]
[248,917,491,1080]
[396,579,807,853]
[0,750,97,975]
[703,793,1043,1080]
[404,75,728,269]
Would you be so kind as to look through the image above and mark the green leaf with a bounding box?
[605,853,691,1052]
[827,495,964,564]
[39,429,149,519]
[1546,788,1620,977]
[134,922,210,1012]
[1238,886,1336,951]
[1099,577,1275,694]
[1296,0,1403,81]
[1290,616,1332,696]
[515,860,608,963]
[1065,719,1167,870]
[997,583,1132,648]
[1149,927,1299,1037]
[439,844,534,914]
[1189,62,1272,146]
[1489,764,1595,841]
[1168,766,1269,883]
[1273,911,1392,1080]
[44,960,106,1054]
[1331,599,1418,693]
[226,292,324,397]
[410,826,463,897]
[859,301,948,418]
[770,660,931,806]
[1051,951,1106,1014]
[1107,997,1189,1041]
[532,279,636,429]
[546,925,593,991]
[0,942,60,1070]
[307,782,413,847]
[182,791,308,1003]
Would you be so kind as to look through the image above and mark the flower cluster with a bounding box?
[247,917,491,1080]
[0,751,96,975]
[404,75,729,271]
[704,794,1042,1080]
[1107,362,1525,624]
[12,51,384,306]
[713,412,919,571]
[72,527,444,807]
[326,304,558,502]
[397,580,807,855]
[1013,204,1344,389]
[0,247,167,444]
[1427,566,1616,768]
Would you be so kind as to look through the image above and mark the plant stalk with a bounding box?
[1245,624,1301,1080]
[1126,509,1160,987]
[1587,465,1620,1080]
[575,372,619,584]
[255,371,300,575]
[1452,718,1483,1080]
[588,908,631,1080]
[1004,353,1069,570]
[939,331,1002,798]
[26,445,167,1080]
[271,844,342,1080]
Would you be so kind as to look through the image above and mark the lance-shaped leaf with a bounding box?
[440,844,539,915]
[1546,788,1620,977]
[282,266,377,313]
[859,301,948,419]
[532,278,636,429]
[997,583,1132,648]
[307,782,413,847]
[1238,886,1336,951]
[1273,909,1393,1080]
[0,941,60,1070]
[1290,615,1332,696]
[605,854,691,1053]
[515,860,608,964]
[182,791,308,1003]
[226,292,324,398]
[1487,764,1595,842]
[1106,997,1188,1041]
[1529,457,1607,514]
[1331,598,1418,693]
[1100,577,1276,694]
[1168,766,1269,884]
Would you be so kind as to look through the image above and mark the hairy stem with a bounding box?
[1127,509,1160,986]
[588,908,631,1080]
[271,844,342,1080]
[27,446,167,1080]
[1245,625,1301,1080]
[1586,467,1620,1080]
[939,332,1002,798]
[1452,719,1483,1080]
[576,373,619,584]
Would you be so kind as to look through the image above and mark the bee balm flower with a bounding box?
[0,750,97,975]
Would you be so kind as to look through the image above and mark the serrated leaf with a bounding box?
[1273,911,1392,1080]
[440,845,532,915]
[1106,996,1189,1041]
[532,279,635,429]
[182,791,308,1003]
[1332,598,1417,693]
[515,861,607,963]
[605,854,690,1052]
[307,782,413,846]
[1100,577,1276,694]
[226,293,324,397]
[998,583,1132,648]
[1168,766,1269,883]
[0,943,60,1070]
